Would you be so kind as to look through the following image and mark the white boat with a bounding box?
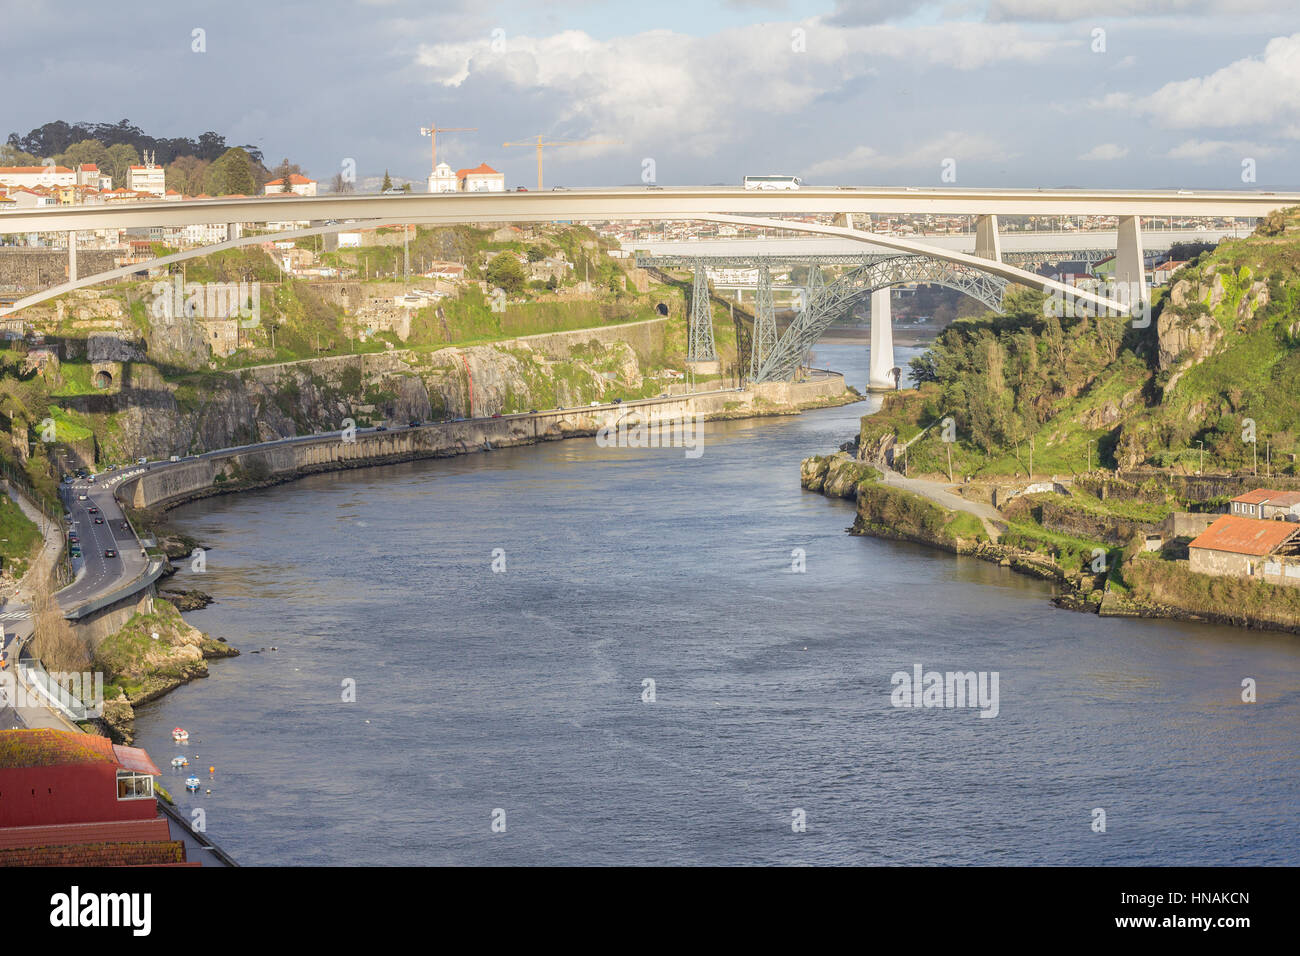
[185,776,200,792]
[172,727,189,742]
[171,756,188,768]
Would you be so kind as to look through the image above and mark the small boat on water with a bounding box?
[172,727,189,742]
[171,756,188,768]
[185,775,201,792]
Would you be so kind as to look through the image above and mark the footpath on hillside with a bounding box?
[877,468,1006,542]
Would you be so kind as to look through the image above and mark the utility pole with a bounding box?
[1029,437,1034,478]
[1198,440,1204,476]
[946,442,953,483]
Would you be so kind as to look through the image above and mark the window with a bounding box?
[116,771,154,800]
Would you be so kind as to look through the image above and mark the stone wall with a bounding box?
[124,377,847,513]
[0,249,121,289]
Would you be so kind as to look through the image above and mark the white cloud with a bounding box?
[1165,138,1280,160]
[1079,143,1130,160]
[415,21,1063,155]
[987,0,1298,22]
[1130,32,1300,133]
[804,133,1014,178]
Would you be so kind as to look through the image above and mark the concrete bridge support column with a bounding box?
[974,214,1001,262]
[867,288,896,391]
[1115,215,1150,315]
[67,232,77,281]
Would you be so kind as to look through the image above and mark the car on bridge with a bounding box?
[87,506,99,514]
[93,517,104,525]
[104,549,117,559]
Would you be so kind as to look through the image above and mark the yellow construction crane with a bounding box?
[502,135,621,190]
[419,124,477,175]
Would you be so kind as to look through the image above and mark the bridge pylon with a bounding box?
[687,259,718,369]
[867,288,896,392]
[750,264,777,381]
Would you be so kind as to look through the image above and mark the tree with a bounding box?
[485,253,526,295]
[166,155,210,196]
[54,138,106,169]
[0,143,38,166]
[271,158,302,192]
[526,244,548,262]
[101,142,139,190]
[205,147,259,196]
[381,170,393,192]
[329,172,353,194]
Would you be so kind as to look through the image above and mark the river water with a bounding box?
[138,344,1300,866]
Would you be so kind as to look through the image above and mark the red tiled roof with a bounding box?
[265,173,315,185]
[1232,489,1276,505]
[456,163,500,177]
[0,840,186,866]
[0,165,73,174]
[1189,515,1300,556]
[0,729,161,774]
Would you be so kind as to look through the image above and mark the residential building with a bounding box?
[126,163,166,198]
[75,163,112,190]
[1188,514,1300,587]
[457,163,506,192]
[263,173,317,196]
[0,165,75,189]
[1229,489,1300,521]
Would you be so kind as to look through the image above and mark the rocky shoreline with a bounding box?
[801,451,1300,635]
[91,598,238,745]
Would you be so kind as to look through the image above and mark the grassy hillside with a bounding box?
[866,208,1300,480]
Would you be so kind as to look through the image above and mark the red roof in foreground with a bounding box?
[0,729,161,775]
[1189,515,1300,556]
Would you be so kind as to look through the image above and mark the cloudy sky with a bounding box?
[4,0,1298,189]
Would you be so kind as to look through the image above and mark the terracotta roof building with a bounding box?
[1229,489,1300,521]
[0,729,232,867]
[1188,514,1300,587]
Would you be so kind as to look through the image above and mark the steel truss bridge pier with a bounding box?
[637,252,1011,385]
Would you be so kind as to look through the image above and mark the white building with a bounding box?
[263,173,317,196]
[428,162,458,193]
[456,163,505,192]
[75,163,112,190]
[126,164,166,198]
[182,222,230,245]
[0,165,75,189]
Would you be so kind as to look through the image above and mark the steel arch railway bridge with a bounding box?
[638,252,1010,386]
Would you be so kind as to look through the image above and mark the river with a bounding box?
[137,344,1300,866]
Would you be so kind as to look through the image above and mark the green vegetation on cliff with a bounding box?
[868,208,1300,481]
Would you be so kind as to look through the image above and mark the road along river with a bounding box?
[135,344,1300,866]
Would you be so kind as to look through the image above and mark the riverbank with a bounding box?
[122,379,861,520]
[93,598,238,744]
[800,451,1300,635]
